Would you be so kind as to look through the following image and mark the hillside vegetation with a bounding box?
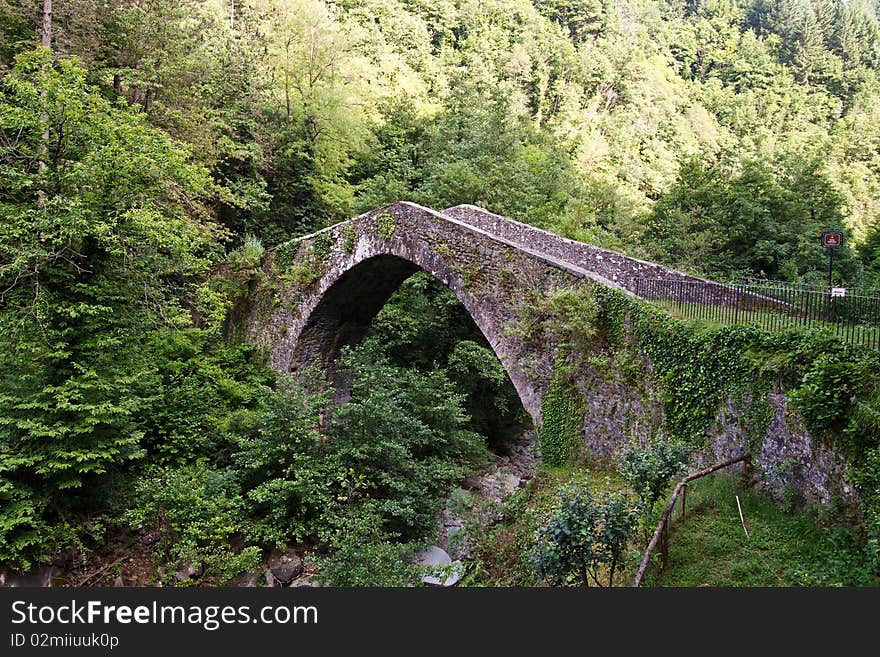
[2,0,880,585]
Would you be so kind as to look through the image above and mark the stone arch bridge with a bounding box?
[243,202,727,424]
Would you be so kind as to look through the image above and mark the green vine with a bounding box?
[313,231,333,261]
[741,391,775,453]
[274,240,301,271]
[434,243,453,259]
[539,358,582,467]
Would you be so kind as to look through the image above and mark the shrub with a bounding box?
[123,463,248,583]
[531,482,640,587]
[228,234,265,271]
[234,372,334,545]
[314,507,420,587]
[617,438,692,511]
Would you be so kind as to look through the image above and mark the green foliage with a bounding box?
[617,438,692,510]
[539,363,582,467]
[274,240,301,271]
[645,156,862,282]
[233,372,334,545]
[341,224,358,254]
[367,272,524,439]
[232,338,489,548]
[327,341,489,539]
[515,283,598,357]
[446,340,522,447]
[375,211,396,240]
[594,285,630,347]
[123,463,252,584]
[313,230,333,261]
[137,330,273,466]
[276,239,327,286]
[434,243,453,260]
[0,483,47,569]
[228,234,265,271]
[742,392,775,453]
[531,481,640,587]
[314,506,421,587]
[0,50,219,567]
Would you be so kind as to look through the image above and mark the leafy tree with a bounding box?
[327,341,489,539]
[233,372,334,545]
[0,49,218,565]
[646,155,861,282]
[366,272,524,442]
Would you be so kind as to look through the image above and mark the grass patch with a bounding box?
[461,464,876,587]
[646,475,877,587]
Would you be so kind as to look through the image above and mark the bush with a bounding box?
[314,507,420,587]
[617,438,692,511]
[234,372,334,545]
[531,482,640,587]
[123,463,250,583]
[326,342,489,539]
[228,234,265,271]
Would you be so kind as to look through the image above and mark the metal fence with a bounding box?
[633,277,880,350]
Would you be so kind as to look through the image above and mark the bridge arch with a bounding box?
[268,210,553,420]
[244,201,715,425]
[240,202,858,513]
[247,203,590,422]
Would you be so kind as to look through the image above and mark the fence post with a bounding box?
[660,522,668,572]
[733,284,740,325]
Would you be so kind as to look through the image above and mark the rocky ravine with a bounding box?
[436,430,537,562]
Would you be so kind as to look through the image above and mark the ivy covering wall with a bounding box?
[537,283,880,568]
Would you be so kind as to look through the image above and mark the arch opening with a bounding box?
[289,253,531,445]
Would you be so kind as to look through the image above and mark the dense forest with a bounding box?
[2,0,880,585]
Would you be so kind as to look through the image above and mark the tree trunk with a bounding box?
[41,0,52,48]
[38,0,52,209]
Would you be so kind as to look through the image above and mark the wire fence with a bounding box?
[633,277,880,350]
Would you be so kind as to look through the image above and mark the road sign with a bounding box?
[821,231,844,249]
[821,231,844,288]
[831,287,846,298]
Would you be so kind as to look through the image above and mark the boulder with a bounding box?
[415,546,462,587]
[268,552,304,585]
[230,572,261,587]
[174,563,204,582]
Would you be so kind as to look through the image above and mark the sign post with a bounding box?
[821,230,844,288]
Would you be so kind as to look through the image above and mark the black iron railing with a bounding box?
[633,277,880,350]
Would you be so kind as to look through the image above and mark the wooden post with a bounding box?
[680,483,686,519]
[660,523,668,571]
